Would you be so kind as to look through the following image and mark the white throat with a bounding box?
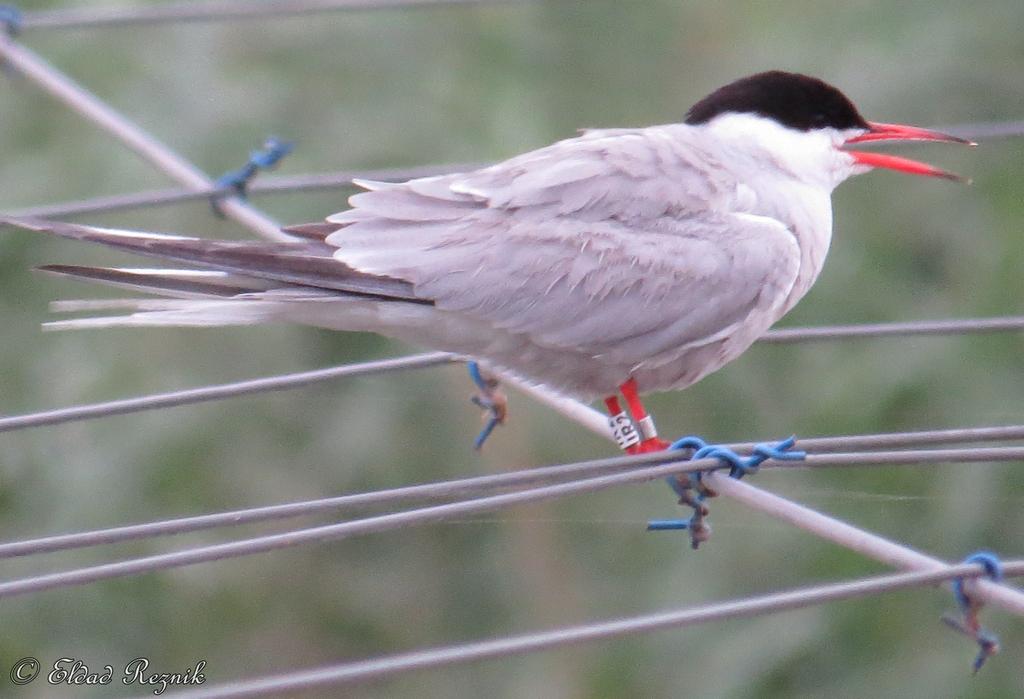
[699,113,865,312]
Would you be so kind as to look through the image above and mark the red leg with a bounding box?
[619,378,669,453]
[603,395,624,416]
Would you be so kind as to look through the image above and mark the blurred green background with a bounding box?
[2,1,1023,697]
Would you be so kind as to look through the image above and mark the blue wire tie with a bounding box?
[0,5,22,37]
[467,361,487,392]
[667,436,709,452]
[211,137,294,215]
[946,550,1003,673]
[648,435,804,548]
[467,361,503,450]
[952,551,1003,609]
[695,435,805,480]
[647,519,692,531]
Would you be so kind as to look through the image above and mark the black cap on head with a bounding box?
[685,71,870,132]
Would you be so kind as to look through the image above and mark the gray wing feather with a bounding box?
[326,125,800,365]
[440,126,730,217]
[406,217,798,363]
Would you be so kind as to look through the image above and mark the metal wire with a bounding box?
[2,428,1024,559]
[939,120,1024,141]
[0,35,289,241]
[702,470,1024,615]
[1,114,1020,221]
[0,164,484,221]
[4,309,1024,436]
[761,315,1024,342]
[513,376,1024,616]
[20,0,526,31]
[0,449,674,558]
[3,445,1024,600]
[5,115,1024,222]
[765,424,1024,453]
[0,352,453,433]
[0,454,714,598]
[153,560,1024,698]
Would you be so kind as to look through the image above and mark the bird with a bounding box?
[3,70,972,454]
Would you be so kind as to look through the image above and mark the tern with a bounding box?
[4,71,972,454]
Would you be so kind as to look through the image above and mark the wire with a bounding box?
[0,117,1018,220]
[5,309,1024,436]
[0,454,721,598]
[150,561,1024,698]
[0,352,453,433]
[761,315,1024,342]
[3,444,1024,599]
[0,448,676,558]
[702,470,1024,613]
[5,115,1023,222]
[0,35,289,241]
[19,0,525,31]
[2,431,1024,559]
[514,372,1024,616]
[759,424,1024,453]
[938,120,1024,141]
[0,164,483,221]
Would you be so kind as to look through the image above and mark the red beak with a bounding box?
[843,121,975,182]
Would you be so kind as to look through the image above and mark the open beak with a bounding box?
[843,121,975,182]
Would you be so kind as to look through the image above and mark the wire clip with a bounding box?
[211,137,294,215]
[0,5,21,36]
[942,551,1003,673]
[647,435,805,549]
[467,361,507,450]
